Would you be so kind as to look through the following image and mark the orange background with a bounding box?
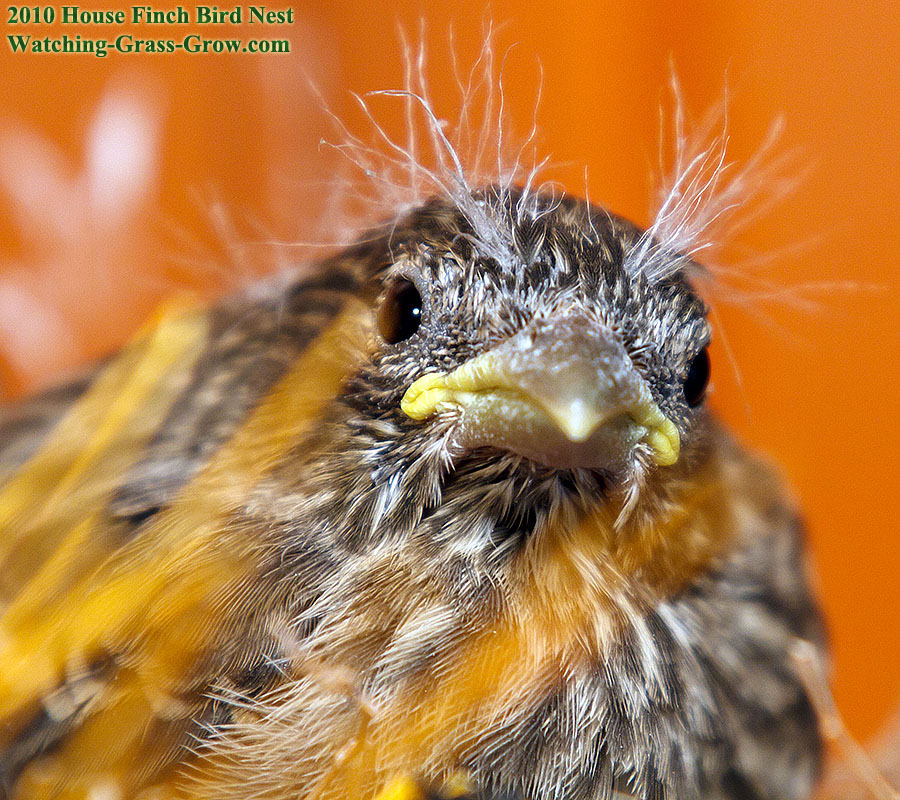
[1,1,898,743]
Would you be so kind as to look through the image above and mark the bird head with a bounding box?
[335,186,712,527]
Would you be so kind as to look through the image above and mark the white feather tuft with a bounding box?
[317,26,551,270]
[626,71,792,286]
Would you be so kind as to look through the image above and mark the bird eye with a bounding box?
[684,346,710,408]
[377,279,423,344]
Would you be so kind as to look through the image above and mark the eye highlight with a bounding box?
[377,279,423,344]
[684,346,710,408]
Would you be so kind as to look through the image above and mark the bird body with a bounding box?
[0,188,826,800]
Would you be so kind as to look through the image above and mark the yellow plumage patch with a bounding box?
[0,297,367,798]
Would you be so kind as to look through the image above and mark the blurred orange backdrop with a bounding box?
[1,0,898,743]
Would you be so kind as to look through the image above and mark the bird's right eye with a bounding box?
[377,279,423,344]
[683,346,711,408]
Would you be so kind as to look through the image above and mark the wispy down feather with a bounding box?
[317,25,556,270]
[626,71,792,285]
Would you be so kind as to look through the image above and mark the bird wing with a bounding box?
[0,271,366,798]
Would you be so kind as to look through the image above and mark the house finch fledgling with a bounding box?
[0,108,826,799]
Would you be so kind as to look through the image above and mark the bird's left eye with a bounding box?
[377,279,423,344]
[684,346,710,407]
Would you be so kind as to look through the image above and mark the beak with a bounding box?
[400,311,679,470]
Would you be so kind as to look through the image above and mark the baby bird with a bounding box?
[0,184,826,800]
